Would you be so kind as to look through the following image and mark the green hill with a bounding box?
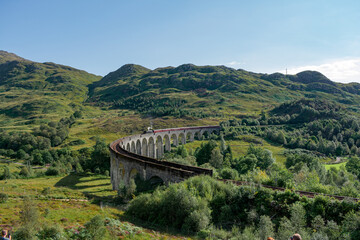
[0,50,101,121]
[88,63,360,118]
[2,50,360,138]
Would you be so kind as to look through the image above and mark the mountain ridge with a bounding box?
[87,62,360,118]
[1,50,360,122]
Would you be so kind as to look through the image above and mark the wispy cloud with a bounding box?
[279,58,360,83]
[224,61,243,69]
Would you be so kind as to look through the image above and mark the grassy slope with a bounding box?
[0,50,101,128]
[0,161,188,239]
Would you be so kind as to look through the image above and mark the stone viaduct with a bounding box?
[109,125,220,190]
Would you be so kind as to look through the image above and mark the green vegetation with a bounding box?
[127,175,360,239]
[88,64,360,119]
[3,50,360,238]
[0,51,101,121]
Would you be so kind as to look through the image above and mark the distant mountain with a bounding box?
[87,63,360,118]
[0,50,101,118]
[2,50,360,122]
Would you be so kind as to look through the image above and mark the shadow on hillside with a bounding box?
[55,174,104,188]
[54,174,115,202]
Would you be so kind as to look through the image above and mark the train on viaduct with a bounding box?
[109,125,220,190]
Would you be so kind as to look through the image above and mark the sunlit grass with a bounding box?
[324,161,347,170]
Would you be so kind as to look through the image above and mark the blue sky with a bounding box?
[1,0,360,82]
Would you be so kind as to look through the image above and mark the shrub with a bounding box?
[45,167,60,176]
[84,215,106,239]
[41,187,51,196]
[37,224,65,240]
[127,182,211,233]
[258,215,275,240]
[20,166,32,178]
[220,167,239,180]
[1,166,13,180]
[0,193,8,203]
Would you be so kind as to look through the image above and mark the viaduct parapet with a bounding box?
[109,125,220,190]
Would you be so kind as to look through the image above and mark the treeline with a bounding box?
[127,175,360,239]
[113,94,223,118]
[0,138,110,180]
[114,95,186,117]
[0,111,111,178]
[0,112,81,156]
[221,99,360,157]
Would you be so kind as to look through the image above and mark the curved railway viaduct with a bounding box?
[109,125,359,202]
[109,125,220,190]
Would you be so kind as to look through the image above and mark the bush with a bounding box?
[127,181,211,233]
[14,226,35,240]
[37,224,65,240]
[20,166,33,178]
[220,167,239,180]
[45,167,60,176]
[1,166,13,180]
[0,193,8,203]
[15,197,40,240]
[41,187,51,196]
[84,215,106,239]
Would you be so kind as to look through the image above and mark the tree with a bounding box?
[219,167,238,180]
[1,166,12,180]
[15,197,40,240]
[16,149,27,160]
[346,156,360,179]
[91,138,110,172]
[84,215,106,239]
[176,145,188,158]
[20,166,32,178]
[276,217,294,240]
[238,154,257,174]
[341,211,360,239]
[248,145,275,170]
[75,162,84,173]
[209,148,223,169]
[195,140,217,165]
[220,134,227,154]
[31,150,43,165]
[41,150,53,164]
[290,203,306,233]
[258,215,275,240]
[276,131,287,145]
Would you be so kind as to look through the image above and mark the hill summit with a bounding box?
[87,63,360,118]
[0,50,101,119]
[0,50,28,64]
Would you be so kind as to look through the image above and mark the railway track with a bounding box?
[220,179,360,202]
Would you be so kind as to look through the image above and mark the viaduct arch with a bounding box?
[109,125,220,190]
